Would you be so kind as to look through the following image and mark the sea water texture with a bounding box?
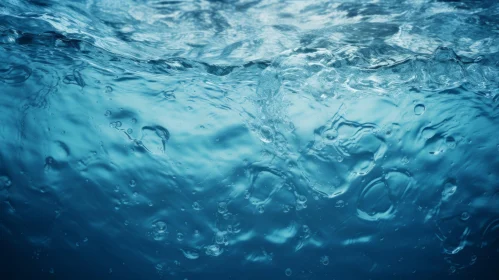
[1,0,499,279]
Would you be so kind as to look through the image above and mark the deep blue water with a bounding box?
[1,0,499,279]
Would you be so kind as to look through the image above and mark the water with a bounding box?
[1,0,499,279]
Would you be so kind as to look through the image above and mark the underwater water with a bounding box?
[1,0,499,279]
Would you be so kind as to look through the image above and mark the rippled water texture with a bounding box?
[1,0,499,279]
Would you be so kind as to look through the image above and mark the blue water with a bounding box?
[1,0,499,279]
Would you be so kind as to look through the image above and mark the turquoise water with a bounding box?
[1,0,499,279]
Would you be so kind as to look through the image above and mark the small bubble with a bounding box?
[124,220,130,226]
[449,266,456,274]
[324,129,338,141]
[49,268,54,274]
[336,155,344,162]
[257,204,265,214]
[177,232,184,241]
[215,232,225,244]
[127,128,133,134]
[218,202,228,214]
[258,125,274,143]
[105,86,113,93]
[297,195,307,204]
[470,255,477,264]
[320,255,330,266]
[131,118,137,124]
[446,137,456,149]
[105,110,112,117]
[205,244,223,257]
[110,121,122,128]
[335,200,345,208]
[461,211,470,221]
[129,180,136,187]
[0,176,12,188]
[83,237,88,243]
[285,268,292,276]
[151,221,168,241]
[401,156,409,165]
[192,201,201,210]
[109,268,113,274]
[414,104,425,115]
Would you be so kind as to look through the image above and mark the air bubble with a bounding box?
[105,110,112,117]
[297,195,307,204]
[0,176,12,189]
[181,249,199,260]
[151,221,168,241]
[323,129,338,141]
[192,201,201,210]
[414,104,425,115]
[335,200,345,208]
[129,180,136,187]
[110,121,122,128]
[205,244,223,257]
[320,255,330,265]
[218,202,228,214]
[105,86,113,93]
[445,137,456,149]
[127,128,133,134]
[461,212,470,221]
[258,125,274,143]
[285,268,292,276]
[177,233,184,241]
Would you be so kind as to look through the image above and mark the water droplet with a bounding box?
[461,212,470,221]
[414,104,425,115]
[285,268,292,276]
[152,221,168,241]
[320,255,330,265]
